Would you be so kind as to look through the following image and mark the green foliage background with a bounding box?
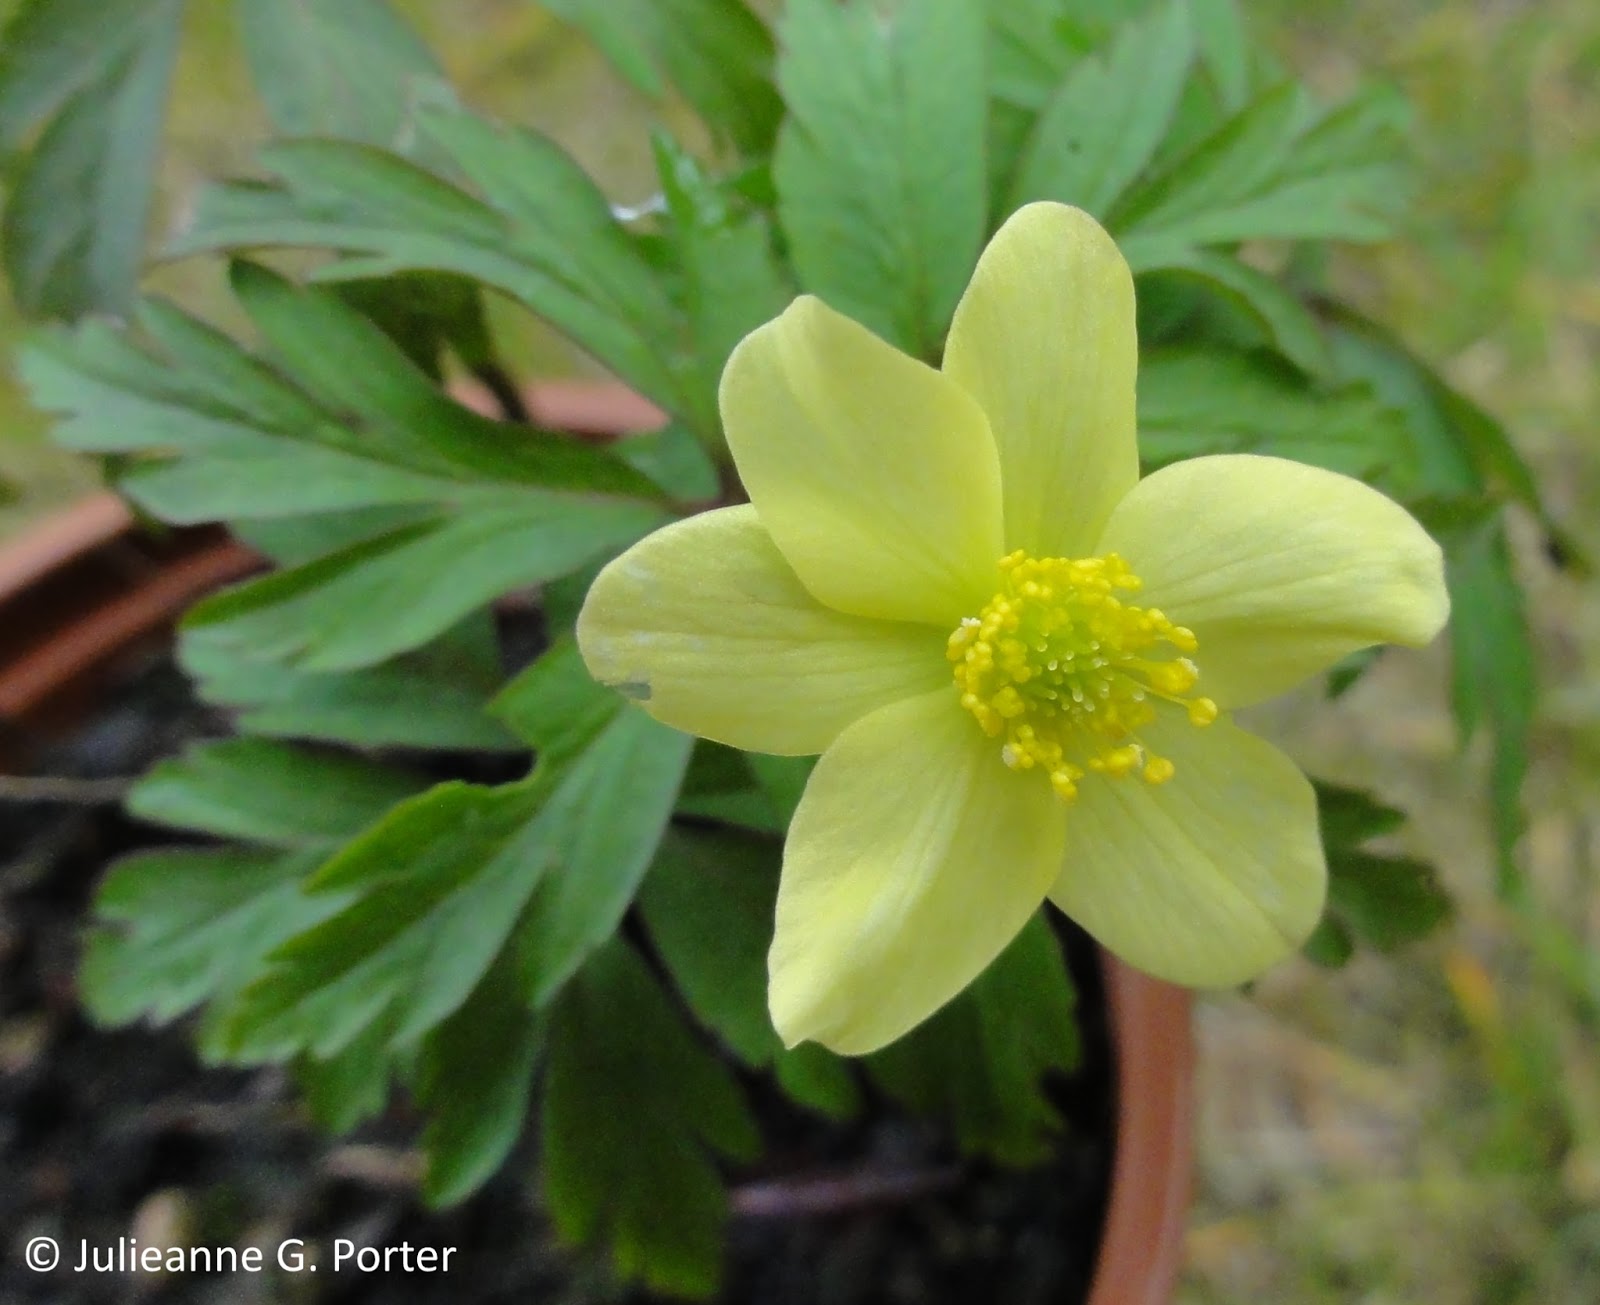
[1178,5,1600,1303]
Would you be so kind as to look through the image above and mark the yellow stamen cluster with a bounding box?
[948,551,1218,801]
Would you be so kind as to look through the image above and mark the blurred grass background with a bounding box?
[1,1,1596,1300]
[1187,2,1600,1301]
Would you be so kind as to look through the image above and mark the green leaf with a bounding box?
[497,643,696,1010]
[542,937,758,1298]
[16,315,212,435]
[1376,370,1582,571]
[1136,249,1331,377]
[403,106,675,335]
[1137,346,1410,482]
[774,1044,862,1120]
[679,740,762,795]
[217,685,685,1063]
[981,0,1108,198]
[1111,80,1409,270]
[81,847,343,1028]
[297,1021,395,1132]
[20,286,664,526]
[639,826,859,1117]
[133,294,322,424]
[653,133,790,430]
[179,615,523,753]
[1190,0,1256,116]
[228,261,666,499]
[171,104,694,419]
[128,739,430,848]
[774,0,988,356]
[672,789,784,834]
[614,423,720,502]
[1440,387,1584,568]
[988,0,1236,213]
[543,0,664,95]
[746,753,815,827]
[1301,914,1354,968]
[1325,646,1382,700]
[490,636,622,759]
[1327,312,1545,892]
[235,0,438,145]
[1445,516,1536,892]
[330,271,497,383]
[116,443,451,525]
[512,708,693,1007]
[538,557,608,640]
[866,913,1079,1166]
[1278,80,1410,193]
[1112,80,1303,256]
[214,778,548,1063]
[985,0,1096,113]
[1306,781,1452,964]
[1326,852,1452,954]
[670,745,815,837]
[1009,0,1194,217]
[0,0,165,142]
[0,0,182,318]
[1326,314,1479,489]
[1313,780,1406,849]
[671,747,814,837]
[542,0,781,156]
[183,497,667,673]
[231,505,434,566]
[417,954,543,1207]
[673,742,786,834]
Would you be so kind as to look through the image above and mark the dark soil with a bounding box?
[0,647,1113,1305]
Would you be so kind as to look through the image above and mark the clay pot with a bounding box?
[0,384,1192,1303]
[0,495,256,742]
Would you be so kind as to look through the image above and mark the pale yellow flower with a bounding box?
[577,203,1448,1055]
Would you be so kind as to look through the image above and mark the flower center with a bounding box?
[947,550,1218,801]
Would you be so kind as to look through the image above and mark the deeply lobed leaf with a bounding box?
[541,938,758,1298]
[775,0,989,357]
[543,0,781,155]
[128,739,431,849]
[0,0,182,318]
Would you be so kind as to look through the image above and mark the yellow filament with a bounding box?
[948,551,1217,800]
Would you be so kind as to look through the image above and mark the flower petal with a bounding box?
[1049,712,1326,987]
[770,688,1065,1054]
[942,202,1139,557]
[577,506,950,755]
[721,295,1004,626]
[1096,454,1449,707]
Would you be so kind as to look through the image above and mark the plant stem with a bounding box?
[0,775,132,803]
[729,1164,963,1219]
[470,363,531,423]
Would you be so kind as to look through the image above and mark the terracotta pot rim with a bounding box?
[0,494,257,724]
[0,493,134,597]
[0,381,1192,1303]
